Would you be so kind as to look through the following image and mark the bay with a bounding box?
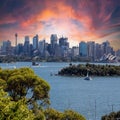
[0,62,120,120]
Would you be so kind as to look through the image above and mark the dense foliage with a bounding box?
[0,67,50,108]
[102,111,120,120]
[0,67,86,120]
[44,108,86,120]
[58,63,120,76]
[0,89,35,120]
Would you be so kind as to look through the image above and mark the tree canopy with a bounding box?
[58,63,120,76]
[102,111,120,120]
[0,67,86,120]
[0,89,35,120]
[0,67,50,108]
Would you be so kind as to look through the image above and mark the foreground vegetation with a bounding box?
[102,111,120,120]
[58,63,120,76]
[0,67,86,120]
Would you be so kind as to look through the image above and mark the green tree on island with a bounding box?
[58,63,120,76]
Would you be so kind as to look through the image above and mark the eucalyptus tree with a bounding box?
[0,89,35,120]
[0,67,50,109]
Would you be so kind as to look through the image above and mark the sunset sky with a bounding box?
[0,0,120,49]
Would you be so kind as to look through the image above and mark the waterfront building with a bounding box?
[87,41,95,61]
[94,43,102,61]
[50,34,58,56]
[72,46,79,57]
[39,40,46,57]
[17,43,23,55]
[0,33,117,62]
[33,34,39,50]
[24,36,30,56]
[59,37,69,57]
[59,37,69,47]
[79,41,87,57]
[1,40,12,55]
[102,41,111,55]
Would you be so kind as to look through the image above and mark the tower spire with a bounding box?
[15,33,18,47]
[15,33,18,55]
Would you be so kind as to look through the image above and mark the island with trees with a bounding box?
[0,67,86,120]
[58,63,120,76]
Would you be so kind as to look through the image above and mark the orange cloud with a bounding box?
[0,0,120,49]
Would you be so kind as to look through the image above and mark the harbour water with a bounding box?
[0,62,120,120]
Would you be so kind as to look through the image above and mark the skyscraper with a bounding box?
[2,40,11,55]
[59,37,69,57]
[95,43,102,61]
[24,36,30,56]
[33,34,39,50]
[102,41,110,54]
[87,41,95,61]
[51,34,57,44]
[59,37,69,47]
[39,40,45,56]
[50,34,58,55]
[72,46,79,57]
[79,41,87,57]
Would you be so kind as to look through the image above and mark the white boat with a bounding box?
[84,71,92,80]
[32,61,40,66]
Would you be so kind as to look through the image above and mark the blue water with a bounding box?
[0,62,120,120]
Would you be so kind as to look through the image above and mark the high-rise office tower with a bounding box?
[17,43,23,55]
[59,37,69,57]
[72,46,79,57]
[24,36,30,56]
[50,34,58,55]
[87,41,95,61]
[102,41,113,55]
[2,40,11,55]
[33,34,38,50]
[50,34,57,48]
[79,41,87,57]
[95,43,102,61]
[39,40,45,56]
[59,37,69,47]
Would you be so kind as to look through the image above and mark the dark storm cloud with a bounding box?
[0,0,26,16]
[0,22,18,28]
[65,0,120,29]
[1,0,120,29]
[0,0,46,25]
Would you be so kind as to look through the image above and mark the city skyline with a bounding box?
[1,35,119,63]
[0,33,117,50]
[0,0,120,50]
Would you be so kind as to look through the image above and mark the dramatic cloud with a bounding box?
[0,0,120,49]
